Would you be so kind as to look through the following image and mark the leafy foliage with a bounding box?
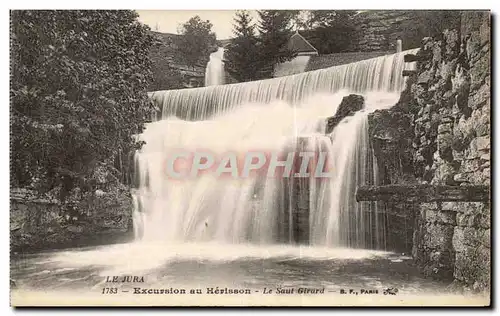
[301,10,358,54]
[174,16,217,70]
[288,11,310,31]
[223,11,261,82]
[11,10,154,201]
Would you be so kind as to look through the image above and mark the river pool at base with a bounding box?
[10,242,488,306]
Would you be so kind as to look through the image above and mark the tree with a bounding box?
[307,10,357,28]
[223,11,261,82]
[174,16,217,70]
[289,11,312,31]
[11,10,154,200]
[255,10,297,79]
[304,10,358,54]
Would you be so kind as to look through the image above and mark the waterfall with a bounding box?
[204,47,225,87]
[151,49,417,121]
[135,49,418,249]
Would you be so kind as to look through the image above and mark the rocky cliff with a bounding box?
[354,10,462,52]
[355,11,415,52]
[368,11,490,292]
[11,164,135,253]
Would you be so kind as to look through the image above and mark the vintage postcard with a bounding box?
[10,9,491,307]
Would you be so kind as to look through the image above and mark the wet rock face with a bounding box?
[325,94,364,133]
[367,79,418,254]
[369,94,417,185]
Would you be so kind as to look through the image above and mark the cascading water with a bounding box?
[135,49,418,249]
[11,41,485,304]
[204,47,226,86]
[151,49,417,121]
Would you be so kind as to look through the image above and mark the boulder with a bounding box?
[325,94,364,133]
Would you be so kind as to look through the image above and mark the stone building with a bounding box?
[287,31,319,56]
[274,32,319,77]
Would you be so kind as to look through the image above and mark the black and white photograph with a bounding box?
[9,8,491,307]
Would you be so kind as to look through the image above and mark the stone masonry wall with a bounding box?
[410,11,490,292]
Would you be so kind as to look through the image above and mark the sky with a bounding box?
[137,10,260,40]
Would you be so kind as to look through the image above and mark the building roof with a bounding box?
[288,32,318,54]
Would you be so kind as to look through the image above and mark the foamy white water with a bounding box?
[135,49,418,249]
[48,241,391,276]
[205,47,225,86]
